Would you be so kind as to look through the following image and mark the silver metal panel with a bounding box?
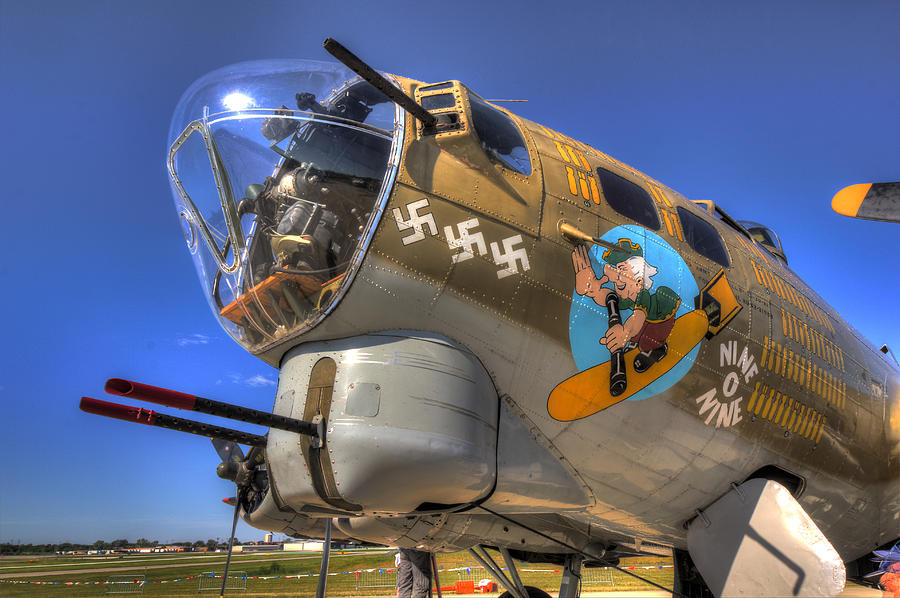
[329,334,498,512]
[485,398,592,512]
[277,332,498,514]
[687,478,845,598]
[334,511,595,553]
[244,487,300,532]
[345,382,381,417]
[245,490,349,540]
[266,381,330,511]
[334,516,416,546]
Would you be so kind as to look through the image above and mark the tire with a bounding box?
[497,586,552,598]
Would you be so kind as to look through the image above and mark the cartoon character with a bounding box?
[571,239,681,396]
[882,562,900,598]
[550,226,740,422]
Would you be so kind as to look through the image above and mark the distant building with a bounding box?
[233,543,282,553]
[114,546,185,554]
[283,541,325,552]
[264,533,273,543]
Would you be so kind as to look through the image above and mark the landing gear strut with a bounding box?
[469,545,579,598]
[314,518,332,598]
[559,553,584,598]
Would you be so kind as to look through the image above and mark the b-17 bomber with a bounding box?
[80,39,899,598]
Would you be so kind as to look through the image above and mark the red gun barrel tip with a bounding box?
[80,396,99,409]
[104,378,133,396]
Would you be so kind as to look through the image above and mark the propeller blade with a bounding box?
[245,445,266,467]
[315,518,332,598]
[220,488,243,598]
[832,182,900,223]
[212,437,244,464]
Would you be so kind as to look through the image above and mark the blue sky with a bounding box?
[1,1,898,544]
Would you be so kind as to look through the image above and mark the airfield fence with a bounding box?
[353,565,496,592]
[582,566,615,586]
[354,568,396,591]
[104,574,145,594]
[197,570,247,592]
[452,566,487,583]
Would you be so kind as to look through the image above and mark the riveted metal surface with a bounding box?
[242,74,900,560]
[485,398,593,512]
[271,333,498,515]
[397,79,544,236]
[345,382,381,417]
[688,479,845,597]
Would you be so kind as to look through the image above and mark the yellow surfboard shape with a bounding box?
[548,309,710,421]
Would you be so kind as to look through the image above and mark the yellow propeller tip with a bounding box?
[831,183,871,217]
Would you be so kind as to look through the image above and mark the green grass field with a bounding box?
[0,550,673,597]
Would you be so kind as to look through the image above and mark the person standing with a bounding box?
[396,547,432,598]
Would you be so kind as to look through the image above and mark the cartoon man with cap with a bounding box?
[572,238,681,395]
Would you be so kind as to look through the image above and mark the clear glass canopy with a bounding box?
[738,220,786,262]
[168,59,402,352]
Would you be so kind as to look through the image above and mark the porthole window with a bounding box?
[468,94,532,175]
[677,206,730,267]
[595,168,660,230]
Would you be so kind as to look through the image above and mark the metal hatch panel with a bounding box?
[687,478,845,598]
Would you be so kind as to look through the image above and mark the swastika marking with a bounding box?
[444,218,487,263]
[392,198,437,246]
[490,235,530,279]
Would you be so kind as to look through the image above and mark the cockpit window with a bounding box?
[168,59,402,353]
[678,207,730,267]
[173,128,231,259]
[595,167,661,230]
[468,94,531,175]
[421,94,456,110]
[737,220,787,264]
[738,220,784,253]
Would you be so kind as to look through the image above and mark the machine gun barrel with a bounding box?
[80,397,267,448]
[104,378,319,438]
[322,37,437,128]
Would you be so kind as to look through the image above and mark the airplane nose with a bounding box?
[167,60,404,357]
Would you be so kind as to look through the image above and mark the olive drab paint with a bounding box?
[152,55,899,596]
